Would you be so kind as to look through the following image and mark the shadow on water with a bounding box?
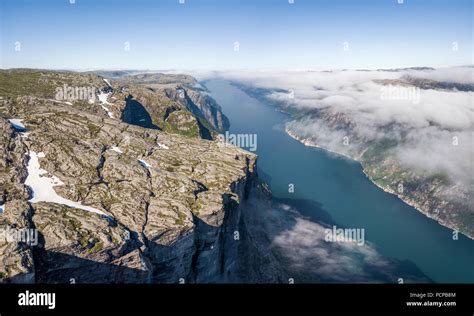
[272,196,334,226]
[258,193,432,283]
[256,166,272,185]
[122,95,160,130]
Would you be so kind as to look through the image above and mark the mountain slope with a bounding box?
[0,69,281,283]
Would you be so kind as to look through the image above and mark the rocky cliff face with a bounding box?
[0,70,279,283]
[0,120,35,283]
[119,73,230,132]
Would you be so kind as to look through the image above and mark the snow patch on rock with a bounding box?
[25,151,109,217]
[157,142,169,150]
[98,92,114,118]
[103,78,112,88]
[110,146,123,154]
[8,119,26,131]
[98,92,112,105]
[138,159,152,169]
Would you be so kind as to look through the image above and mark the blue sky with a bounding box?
[0,0,472,70]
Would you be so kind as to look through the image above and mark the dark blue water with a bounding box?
[205,79,474,283]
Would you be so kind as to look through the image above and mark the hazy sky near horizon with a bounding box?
[1,0,472,70]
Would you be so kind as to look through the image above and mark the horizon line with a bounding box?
[1,64,472,73]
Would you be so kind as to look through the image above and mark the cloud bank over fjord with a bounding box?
[196,67,473,186]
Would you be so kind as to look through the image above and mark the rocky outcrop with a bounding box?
[166,87,230,132]
[118,73,230,132]
[0,69,280,283]
[0,119,35,283]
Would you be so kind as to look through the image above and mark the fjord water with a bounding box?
[205,79,474,283]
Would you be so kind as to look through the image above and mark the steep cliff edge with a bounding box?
[118,72,230,132]
[0,70,280,283]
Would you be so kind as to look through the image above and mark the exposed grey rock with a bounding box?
[0,69,281,283]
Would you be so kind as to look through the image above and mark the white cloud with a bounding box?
[200,67,473,186]
[267,203,413,282]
